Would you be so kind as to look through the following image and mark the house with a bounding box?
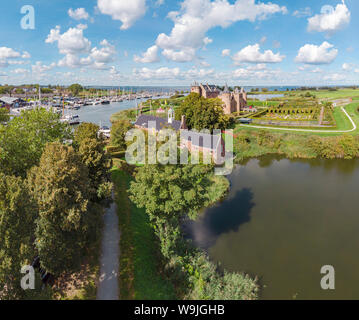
[0,96,23,109]
[134,108,225,162]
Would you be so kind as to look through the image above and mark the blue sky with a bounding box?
[0,0,358,86]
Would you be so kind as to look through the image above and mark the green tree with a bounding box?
[27,142,92,275]
[78,138,112,202]
[110,119,133,150]
[129,164,214,223]
[175,93,231,131]
[74,122,100,145]
[0,174,36,299]
[0,108,71,177]
[68,83,83,96]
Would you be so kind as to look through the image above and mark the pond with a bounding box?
[184,156,359,300]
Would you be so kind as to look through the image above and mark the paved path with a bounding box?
[96,193,120,300]
[240,106,357,134]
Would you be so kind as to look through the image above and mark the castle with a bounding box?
[190,82,247,114]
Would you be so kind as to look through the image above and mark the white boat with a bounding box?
[98,126,111,139]
[60,114,81,125]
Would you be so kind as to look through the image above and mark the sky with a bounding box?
[0,0,359,86]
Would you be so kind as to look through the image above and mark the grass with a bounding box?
[235,101,359,137]
[111,167,176,300]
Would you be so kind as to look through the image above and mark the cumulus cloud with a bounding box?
[32,61,56,74]
[46,25,91,55]
[295,42,338,65]
[13,68,29,75]
[133,45,160,63]
[0,47,31,68]
[232,44,285,64]
[222,49,231,57]
[307,1,350,36]
[97,0,147,30]
[154,0,287,62]
[68,8,90,20]
[46,26,116,70]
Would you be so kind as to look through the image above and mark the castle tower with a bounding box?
[233,87,241,113]
[220,84,232,115]
[191,81,201,96]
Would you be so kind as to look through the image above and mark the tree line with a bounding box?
[0,110,112,299]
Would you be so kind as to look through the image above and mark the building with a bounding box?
[190,82,247,115]
[134,108,225,162]
[0,96,23,109]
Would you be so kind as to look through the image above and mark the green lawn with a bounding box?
[111,168,176,300]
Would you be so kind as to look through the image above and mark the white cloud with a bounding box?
[154,0,287,62]
[355,69,359,74]
[13,68,29,74]
[323,73,346,82]
[90,39,116,63]
[133,45,160,63]
[68,8,89,20]
[222,49,231,57]
[307,1,350,36]
[21,51,31,59]
[32,61,56,74]
[97,0,147,30]
[162,48,196,62]
[133,67,181,80]
[311,67,323,73]
[232,44,285,64]
[293,7,312,18]
[232,64,281,80]
[295,42,338,65]
[0,47,30,68]
[342,63,351,71]
[46,25,91,55]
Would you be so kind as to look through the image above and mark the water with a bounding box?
[185,156,359,300]
[74,97,169,127]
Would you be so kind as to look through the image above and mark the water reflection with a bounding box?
[184,188,255,249]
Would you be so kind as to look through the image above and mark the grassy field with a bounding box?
[111,167,176,300]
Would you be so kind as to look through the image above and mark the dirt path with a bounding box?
[96,193,120,300]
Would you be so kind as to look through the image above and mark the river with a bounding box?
[184,156,359,300]
[74,96,169,127]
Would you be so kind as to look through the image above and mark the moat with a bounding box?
[185,156,359,300]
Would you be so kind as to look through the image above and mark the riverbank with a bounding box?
[111,166,176,299]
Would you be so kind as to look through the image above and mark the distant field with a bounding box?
[289,89,359,100]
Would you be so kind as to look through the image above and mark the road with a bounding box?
[96,193,120,300]
[240,106,357,134]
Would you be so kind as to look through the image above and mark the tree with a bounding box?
[27,142,92,275]
[78,138,112,202]
[74,122,100,145]
[68,83,83,96]
[129,164,214,223]
[110,119,133,150]
[175,93,231,131]
[0,174,36,299]
[0,108,71,177]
